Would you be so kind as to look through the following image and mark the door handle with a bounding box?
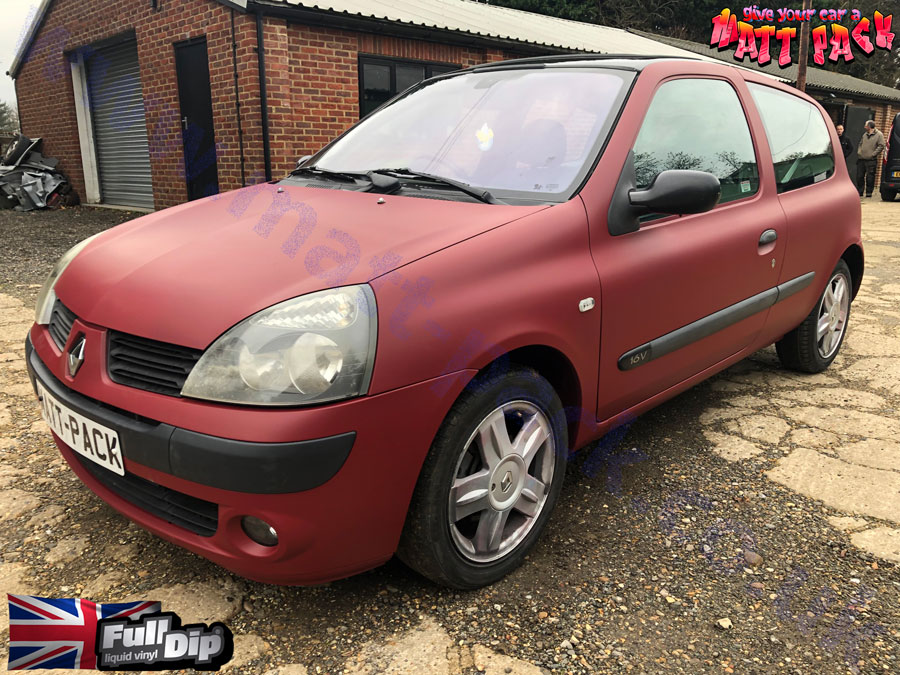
[759,229,778,246]
[182,116,189,130]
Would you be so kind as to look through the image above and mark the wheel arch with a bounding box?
[841,244,864,299]
[475,344,583,450]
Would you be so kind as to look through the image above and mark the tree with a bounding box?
[492,0,900,89]
[489,0,723,39]
[0,101,19,134]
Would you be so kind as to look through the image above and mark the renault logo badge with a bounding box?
[68,335,86,377]
[500,470,513,493]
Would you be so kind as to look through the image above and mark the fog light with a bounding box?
[241,516,278,547]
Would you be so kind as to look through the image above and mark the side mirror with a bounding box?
[629,170,721,215]
[296,155,313,169]
[607,151,721,236]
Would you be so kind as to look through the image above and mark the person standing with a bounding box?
[837,124,853,160]
[857,120,886,198]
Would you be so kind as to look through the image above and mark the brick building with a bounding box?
[8,0,702,211]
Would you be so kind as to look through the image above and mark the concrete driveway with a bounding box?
[700,199,900,564]
[0,200,898,674]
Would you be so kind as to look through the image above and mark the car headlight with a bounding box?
[181,285,377,406]
[35,234,101,324]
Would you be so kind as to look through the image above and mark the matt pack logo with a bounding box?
[710,6,894,66]
[7,594,234,671]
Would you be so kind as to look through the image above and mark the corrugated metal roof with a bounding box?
[260,0,722,58]
[9,0,774,80]
[632,29,900,103]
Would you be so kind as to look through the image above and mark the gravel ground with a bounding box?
[0,202,899,674]
[0,206,139,298]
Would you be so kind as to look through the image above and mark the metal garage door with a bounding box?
[86,40,154,210]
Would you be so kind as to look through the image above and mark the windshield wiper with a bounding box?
[289,165,369,183]
[369,168,497,204]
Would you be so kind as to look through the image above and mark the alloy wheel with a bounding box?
[816,271,850,359]
[448,401,556,563]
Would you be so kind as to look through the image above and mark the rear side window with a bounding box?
[632,78,759,205]
[747,83,835,193]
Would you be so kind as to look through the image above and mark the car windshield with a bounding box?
[305,67,632,201]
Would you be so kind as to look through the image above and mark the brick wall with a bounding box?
[15,0,261,210]
[871,100,893,188]
[15,0,521,210]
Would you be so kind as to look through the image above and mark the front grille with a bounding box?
[74,453,218,537]
[48,300,77,349]
[107,332,203,397]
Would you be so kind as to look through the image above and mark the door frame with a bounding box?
[70,52,101,204]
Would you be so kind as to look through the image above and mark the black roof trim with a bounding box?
[468,53,699,73]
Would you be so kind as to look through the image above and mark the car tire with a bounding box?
[880,188,896,202]
[397,366,567,589]
[776,259,852,373]
[1,134,31,166]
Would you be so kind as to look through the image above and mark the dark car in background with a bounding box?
[881,112,900,201]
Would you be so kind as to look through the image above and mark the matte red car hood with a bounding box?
[56,184,545,348]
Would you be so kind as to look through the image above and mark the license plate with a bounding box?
[36,381,125,476]
[893,171,900,178]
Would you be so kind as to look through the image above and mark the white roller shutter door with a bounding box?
[86,40,154,210]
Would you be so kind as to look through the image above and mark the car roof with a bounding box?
[457,53,803,98]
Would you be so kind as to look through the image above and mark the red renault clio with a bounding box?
[27,56,862,589]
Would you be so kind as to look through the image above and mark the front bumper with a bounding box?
[27,327,475,585]
[28,338,356,495]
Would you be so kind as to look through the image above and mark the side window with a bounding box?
[747,83,835,193]
[633,78,759,205]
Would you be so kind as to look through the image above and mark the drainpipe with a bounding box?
[255,10,273,182]
[231,9,247,187]
[13,80,22,133]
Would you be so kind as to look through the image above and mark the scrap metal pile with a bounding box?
[1,134,78,210]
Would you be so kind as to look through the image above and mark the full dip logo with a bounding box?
[710,7,894,65]
[97,612,233,671]
[7,594,233,671]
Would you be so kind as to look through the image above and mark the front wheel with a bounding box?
[398,367,567,588]
[776,260,852,373]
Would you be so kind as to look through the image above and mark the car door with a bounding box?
[744,81,859,348]
[587,72,787,422]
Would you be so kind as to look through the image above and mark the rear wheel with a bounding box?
[880,187,896,201]
[398,367,567,588]
[776,260,852,373]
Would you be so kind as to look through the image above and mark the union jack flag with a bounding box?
[7,594,160,670]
